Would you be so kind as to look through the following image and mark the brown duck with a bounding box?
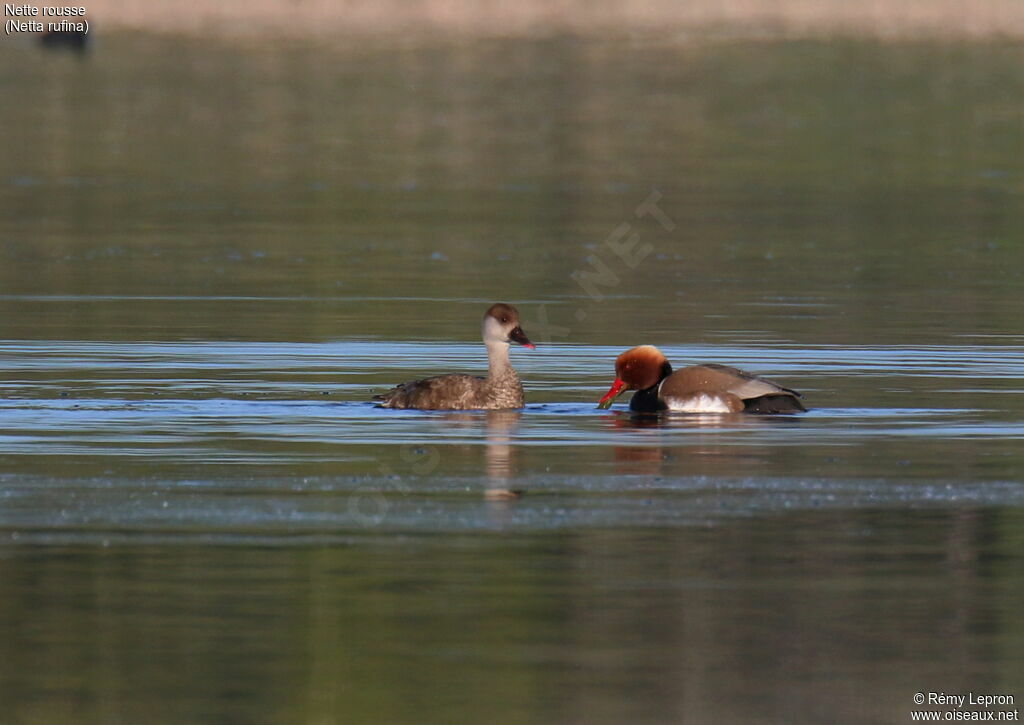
[598,345,805,413]
[374,303,535,410]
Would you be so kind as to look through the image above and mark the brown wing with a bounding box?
[661,363,803,402]
[374,374,486,410]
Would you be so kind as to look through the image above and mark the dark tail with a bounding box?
[743,394,807,414]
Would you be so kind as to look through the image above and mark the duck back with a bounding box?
[630,363,805,413]
[375,370,524,410]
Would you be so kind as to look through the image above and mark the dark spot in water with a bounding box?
[40,28,89,54]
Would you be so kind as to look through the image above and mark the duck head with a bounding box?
[483,303,535,349]
[597,345,672,409]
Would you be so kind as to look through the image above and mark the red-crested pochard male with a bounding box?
[598,345,805,413]
[374,303,535,410]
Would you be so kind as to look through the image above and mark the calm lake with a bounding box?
[2,32,1024,724]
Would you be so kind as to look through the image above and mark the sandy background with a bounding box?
[69,0,1024,40]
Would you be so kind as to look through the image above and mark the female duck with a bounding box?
[598,345,805,413]
[375,303,535,410]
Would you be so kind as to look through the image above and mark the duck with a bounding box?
[597,345,805,413]
[374,303,535,410]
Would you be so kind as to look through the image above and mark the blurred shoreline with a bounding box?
[72,0,1024,41]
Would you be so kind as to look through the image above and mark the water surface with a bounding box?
[1,33,1024,724]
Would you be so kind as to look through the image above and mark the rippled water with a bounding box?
[2,338,1023,541]
[3,32,1024,725]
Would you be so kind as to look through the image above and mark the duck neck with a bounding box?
[654,361,673,390]
[486,341,515,381]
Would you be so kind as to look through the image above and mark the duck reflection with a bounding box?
[481,410,524,504]
[432,410,522,499]
[602,410,804,477]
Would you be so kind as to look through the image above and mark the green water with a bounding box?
[2,33,1024,724]
[4,36,1024,343]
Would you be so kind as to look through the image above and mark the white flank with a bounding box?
[664,394,737,413]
